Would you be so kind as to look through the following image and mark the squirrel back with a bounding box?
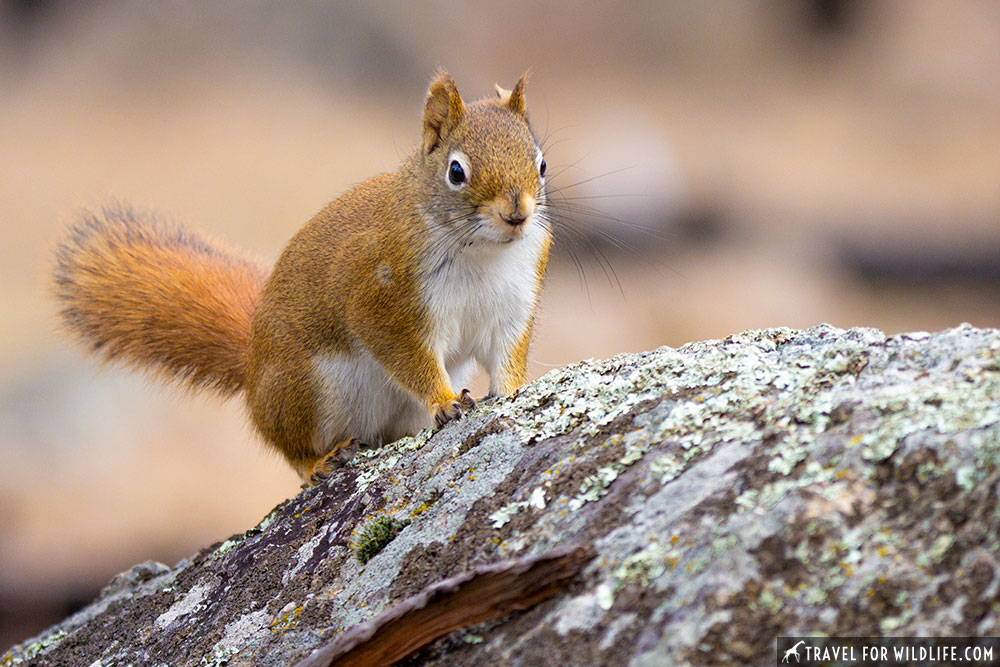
[52,205,267,395]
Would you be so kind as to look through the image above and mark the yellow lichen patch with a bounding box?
[271,606,302,634]
[409,503,432,517]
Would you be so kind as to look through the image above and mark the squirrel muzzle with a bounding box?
[490,192,536,237]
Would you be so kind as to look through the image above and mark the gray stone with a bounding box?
[4,324,999,666]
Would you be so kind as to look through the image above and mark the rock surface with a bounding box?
[4,324,1000,666]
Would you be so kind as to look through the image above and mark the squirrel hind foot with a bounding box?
[432,389,477,427]
[306,438,362,486]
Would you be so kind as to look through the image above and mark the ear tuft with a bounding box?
[423,68,465,153]
[505,72,528,117]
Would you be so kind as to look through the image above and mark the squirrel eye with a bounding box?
[539,159,547,178]
[448,160,466,186]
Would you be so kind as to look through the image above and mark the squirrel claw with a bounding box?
[457,388,476,411]
[307,437,362,486]
[433,389,477,427]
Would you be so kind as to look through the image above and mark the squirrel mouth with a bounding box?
[493,215,529,240]
[474,209,530,245]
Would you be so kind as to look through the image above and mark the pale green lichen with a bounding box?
[1,629,67,666]
[488,486,546,528]
[19,324,1000,665]
[650,453,684,484]
[353,428,435,492]
[216,538,240,555]
[200,646,239,667]
[804,587,829,605]
[612,541,674,588]
[758,588,784,613]
[354,453,403,492]
[256,507,281,533]
[568,468,617,511]
[916,535,955,568]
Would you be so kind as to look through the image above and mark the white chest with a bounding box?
[422,225,545,368]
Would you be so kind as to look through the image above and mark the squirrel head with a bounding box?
[415,68,546,246]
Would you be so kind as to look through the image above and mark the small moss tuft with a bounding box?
[353,516,411,563]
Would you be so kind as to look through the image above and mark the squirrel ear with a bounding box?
[423,68,465,153]
[504,72,528,117]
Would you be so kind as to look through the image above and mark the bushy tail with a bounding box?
[53,204,268,396]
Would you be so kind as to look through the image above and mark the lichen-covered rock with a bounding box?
[4,324,1000,666]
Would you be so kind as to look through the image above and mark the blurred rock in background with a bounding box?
[2,0,998,649]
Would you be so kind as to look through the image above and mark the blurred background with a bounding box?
[1,0,998,649]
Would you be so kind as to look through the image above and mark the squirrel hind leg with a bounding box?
[301,438,363,486]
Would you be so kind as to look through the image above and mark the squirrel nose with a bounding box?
[502,213,527,226]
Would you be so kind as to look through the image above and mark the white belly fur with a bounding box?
[310,222,545,451]
[311,346,429,451]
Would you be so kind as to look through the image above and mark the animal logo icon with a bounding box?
[782,640,807,663]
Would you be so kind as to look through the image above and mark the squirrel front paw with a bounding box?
[433,389,476,427]
[307,437,362,486]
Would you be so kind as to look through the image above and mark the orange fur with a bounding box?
[53,205,267,395]
[245,172,458,470]
[53,70,550,485]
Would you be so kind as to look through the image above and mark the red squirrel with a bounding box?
[53,69,551,485]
